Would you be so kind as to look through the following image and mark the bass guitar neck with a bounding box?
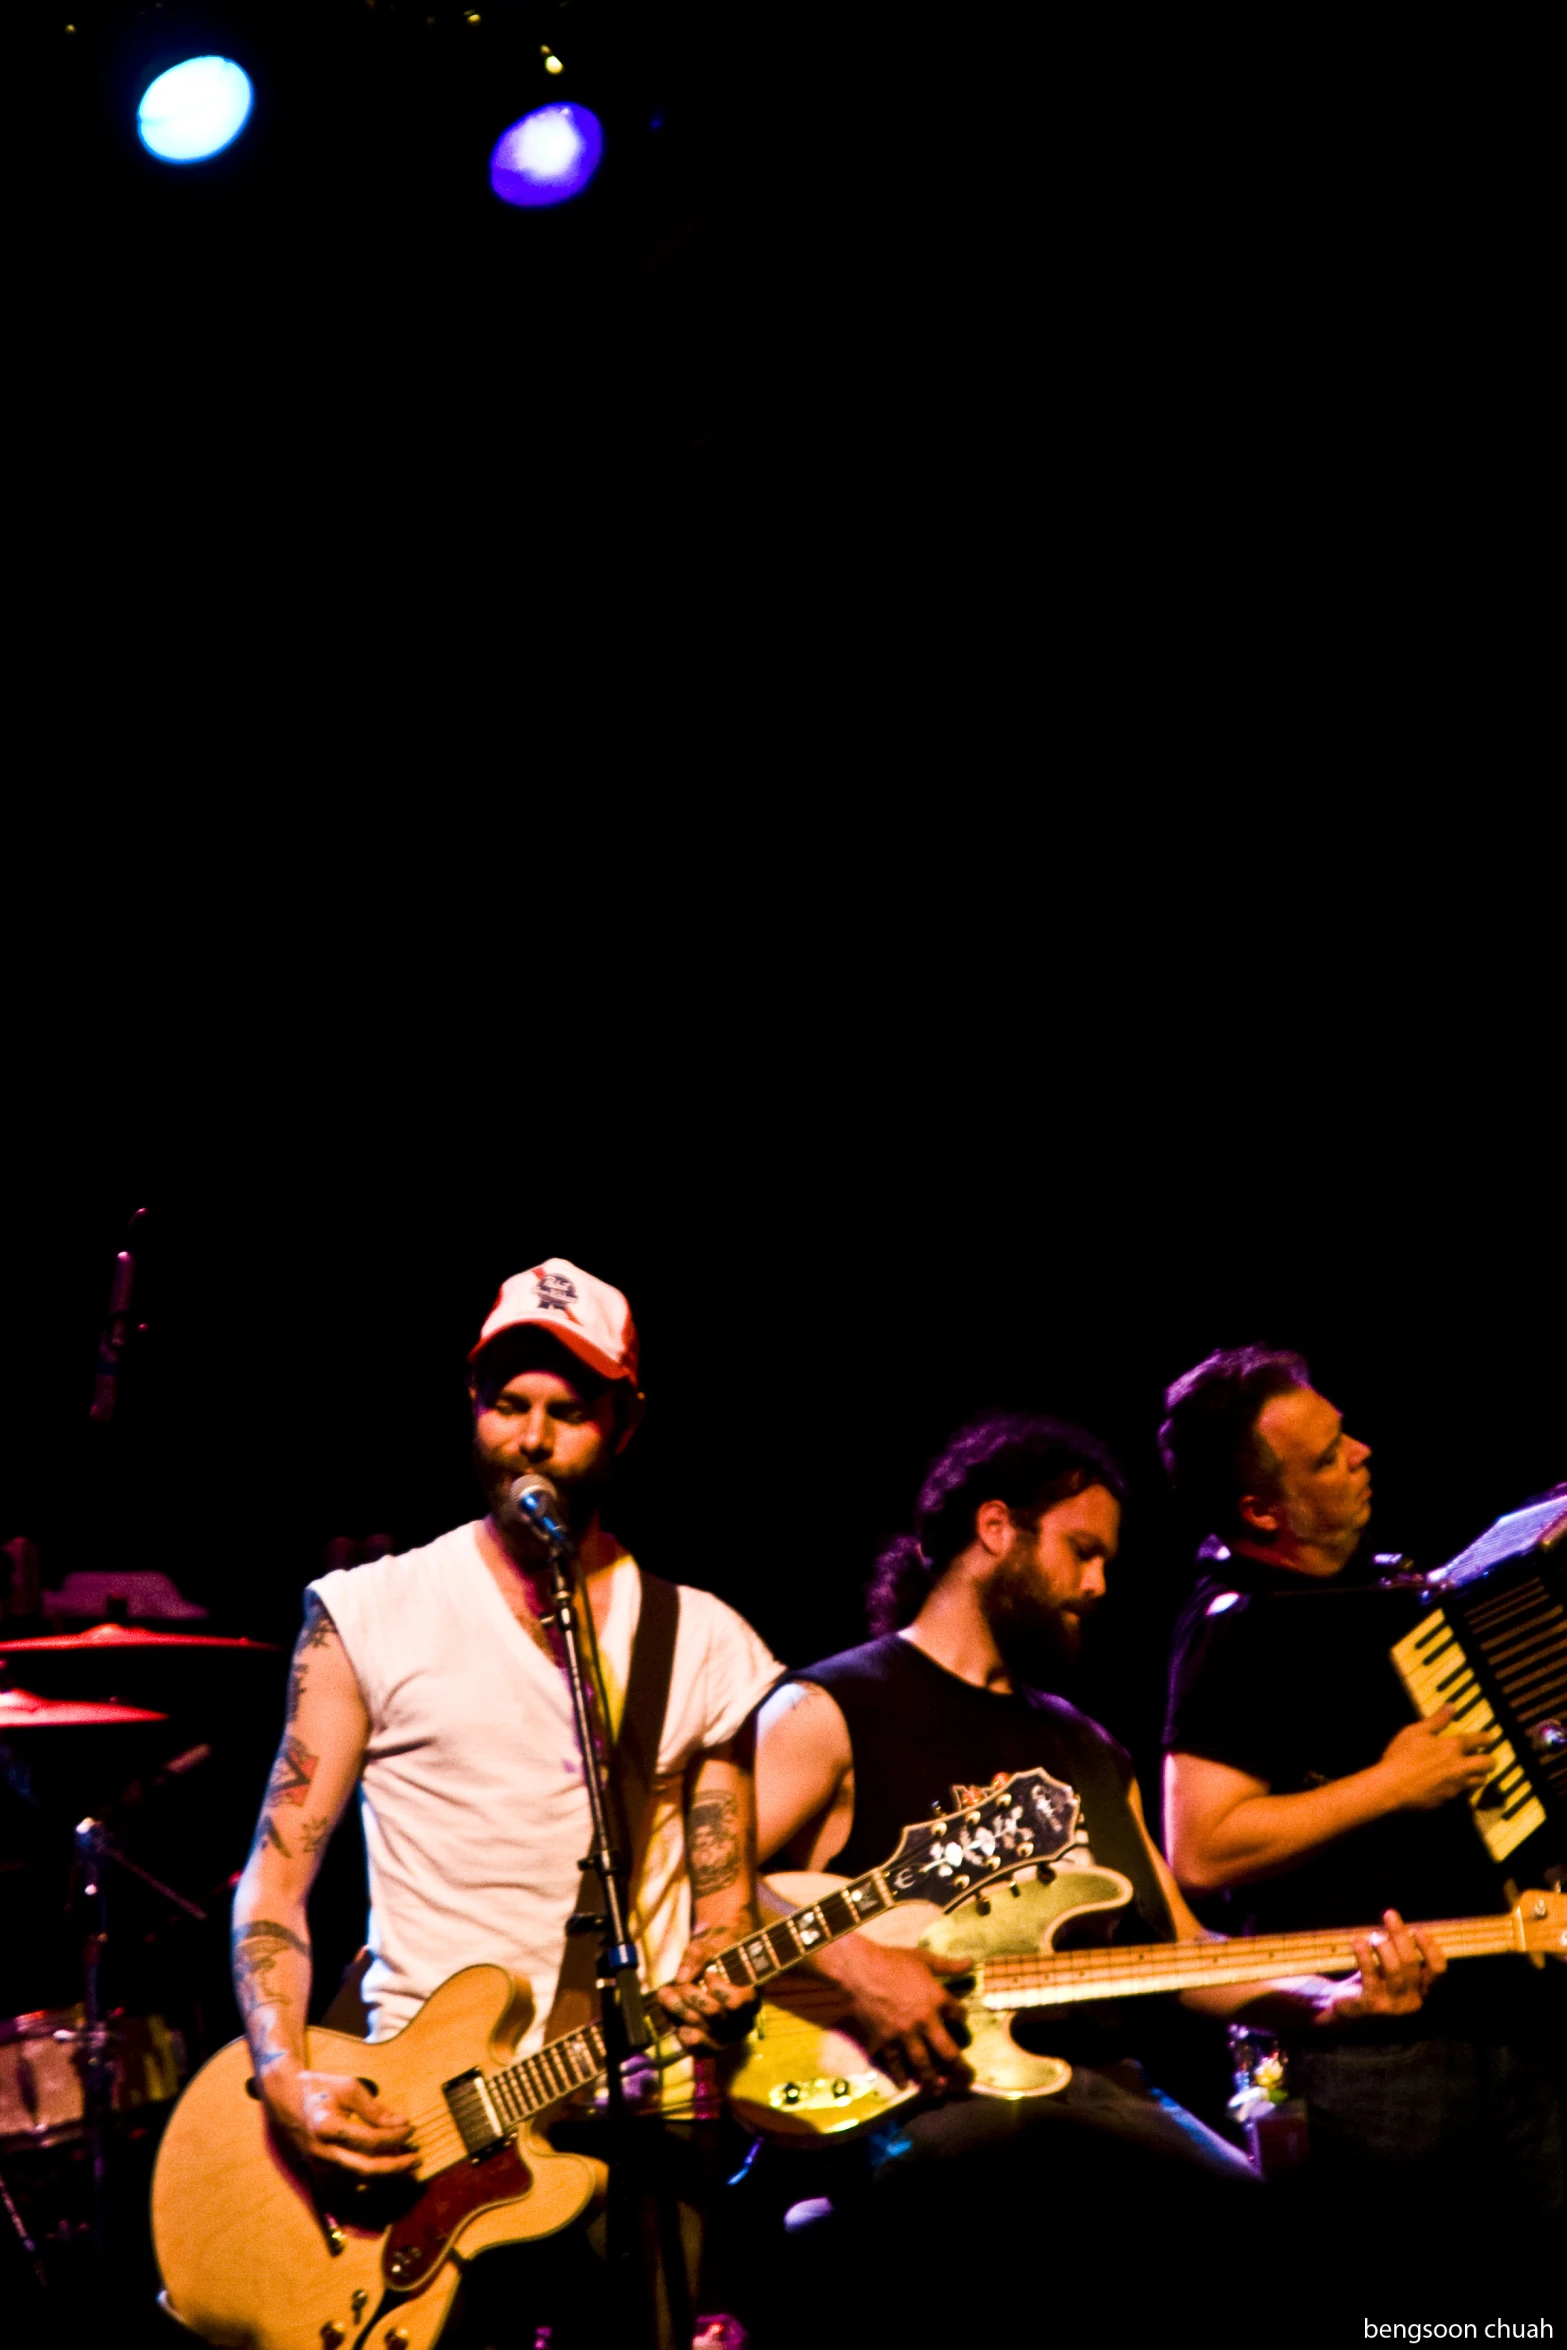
[728,1869,1567,2142]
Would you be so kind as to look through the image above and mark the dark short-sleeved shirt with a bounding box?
[1163,1548,1552,2039]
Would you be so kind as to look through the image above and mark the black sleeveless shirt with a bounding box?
[792,1637,1177,2069]
[796,1634,1174,1946]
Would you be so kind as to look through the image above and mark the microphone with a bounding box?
[507,1473,573,1554]
[89,1208,148,1425]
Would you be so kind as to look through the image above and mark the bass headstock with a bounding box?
[881,1767,1080,1907]
[1514,1888,1567,1954]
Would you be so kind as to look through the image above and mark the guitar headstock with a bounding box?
[881,1768,1080,1907]
[1514,1888,1567,1954]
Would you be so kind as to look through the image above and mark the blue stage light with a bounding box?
[489,104,605,209]
[136,56,254,164]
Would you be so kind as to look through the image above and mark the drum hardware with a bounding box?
[0,1624,280,1657]
[0,2156,48,2290]
[0,2007,186,2146]
[0,1684,168,1730]
[68,1818,207,2264]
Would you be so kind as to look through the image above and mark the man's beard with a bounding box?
[473,1437,611,1542]
[982,1550,1091,1684]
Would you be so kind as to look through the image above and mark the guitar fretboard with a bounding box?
[489,1871,894,2118]
[977,1914,1522,2009]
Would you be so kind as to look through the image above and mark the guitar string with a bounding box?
[362,1837,1041,2149]
[395,1912,1537,2146]
[980,1922,1522,1999]
[985,1939,1520,1987]
[393,1899,851,2140]
[982,1919,1523,1979]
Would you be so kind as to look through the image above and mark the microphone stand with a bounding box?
[514,1494,654,2343]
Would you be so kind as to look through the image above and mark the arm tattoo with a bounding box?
[286,1592,339,1723]
[232,1919,311,2072]
[247,1736,316,1859]
[687,1793,741,1897]
[262,1598,338,1858]
[267,1735,318,1809]
[234,1917,311,1962]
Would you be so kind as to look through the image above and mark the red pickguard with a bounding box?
[381,2142,535,2292]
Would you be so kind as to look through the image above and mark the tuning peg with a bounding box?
[974,1897,991,1916]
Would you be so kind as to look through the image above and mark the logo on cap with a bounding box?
[533,1270,581,1321]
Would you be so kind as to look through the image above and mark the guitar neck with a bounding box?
[978,1913,1524,2010]
[489,1867,897,2121]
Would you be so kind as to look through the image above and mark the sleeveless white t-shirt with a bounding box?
[310,1523,781,2049]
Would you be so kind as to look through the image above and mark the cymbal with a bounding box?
[0,1624,279,1656]
[0,1685,167,1728]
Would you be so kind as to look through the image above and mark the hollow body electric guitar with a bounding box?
[728,1868,1567,2140]
[153,1768,1080,2350]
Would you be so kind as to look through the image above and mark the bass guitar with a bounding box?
[728,1865,1567,2139]
[153,1766,1080,2349]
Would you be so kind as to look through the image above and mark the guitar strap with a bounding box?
[544,1569,682,2042]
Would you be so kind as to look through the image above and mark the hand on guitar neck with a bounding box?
[658,1917,765,2048]
[1185,1905,1449,2031]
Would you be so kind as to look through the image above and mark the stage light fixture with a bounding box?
[136,55,253,163]
[489,103,604,209]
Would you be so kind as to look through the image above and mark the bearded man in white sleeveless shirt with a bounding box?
[228,1260,783,2284]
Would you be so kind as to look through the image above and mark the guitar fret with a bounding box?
[979,1916,1521,2002]
[740,1934,777,1982]
[721,1947,755,1989]
[498,2024,609,2120]
[789,1905,828,1953]
[817,1890,856,1938]
[765,1918,801,1967]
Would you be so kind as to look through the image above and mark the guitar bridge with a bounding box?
[442,2068,507,2157]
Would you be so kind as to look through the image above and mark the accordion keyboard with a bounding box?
[1391,1607,1548,1863]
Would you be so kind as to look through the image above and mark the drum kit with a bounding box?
[0,1619,279,2288]
[1,1209,299,2308]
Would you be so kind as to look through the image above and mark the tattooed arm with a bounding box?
[230,1593,417,2178]
[661,1724,762,2048]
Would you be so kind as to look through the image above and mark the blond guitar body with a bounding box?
[728,1866,1134,2139]
[153,1967,604,2350]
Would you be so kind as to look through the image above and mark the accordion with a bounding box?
[1390,1490,1567,1875]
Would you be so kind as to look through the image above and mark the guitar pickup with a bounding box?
[442,2068,507,2157]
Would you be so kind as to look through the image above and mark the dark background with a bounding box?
[3,1,1560,2325]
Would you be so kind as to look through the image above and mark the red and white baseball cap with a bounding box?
[469,1259,639,1386]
